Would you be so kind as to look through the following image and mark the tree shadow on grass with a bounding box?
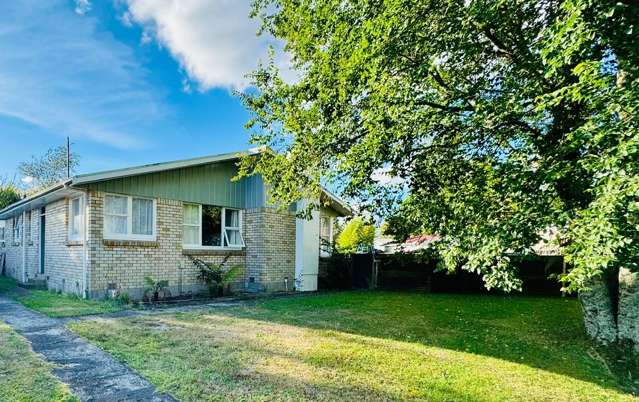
[206,291,638,398]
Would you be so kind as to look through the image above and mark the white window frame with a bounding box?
[0,220,5,247]
[223,208,244,248]
[103,193,157,241]
[13,215,22,245]
[182,203,244,250]
[68,196,84,242]
[25,211,32,242]
[320,216,333,257]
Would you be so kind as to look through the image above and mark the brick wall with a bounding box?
[1,214,24,280]
[1,200,84,296]
[87,191,247,299]
[244,208,296,292]
[42,199,85,295]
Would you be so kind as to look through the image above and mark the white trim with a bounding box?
[82,192,89,298]
[68,196,84,242]
[21,210,26,283]
[103,193,157,241]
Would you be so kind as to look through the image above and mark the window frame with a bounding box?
[0,220,5,247]
[12,215,22,245]
[103,193,157,241]
[182,203,244,250]
[319,216,333,257]
[68,197,84,242]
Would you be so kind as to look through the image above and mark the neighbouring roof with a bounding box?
[0,148,352,219]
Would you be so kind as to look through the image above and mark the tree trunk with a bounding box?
[617,267,639,350]
[579,275,618,345]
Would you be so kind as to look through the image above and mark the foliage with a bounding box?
[70,292,638,400]
[335,217,376,253]
[18,145,80,191]
[190,255,241,297]
[239,0,639,293]
[143,276,171,302]
[0,177,21,210]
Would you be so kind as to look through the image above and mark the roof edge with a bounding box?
[0,179,71,219]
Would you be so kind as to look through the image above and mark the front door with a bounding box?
[39,207,45,274]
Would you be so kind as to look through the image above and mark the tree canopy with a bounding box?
[239,0,638,294]
[335,217,376,254]
[19,145,80,191]
[0,178,21,210]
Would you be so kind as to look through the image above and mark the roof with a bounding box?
[73,149,256,186]
[0,148,352,218]
[320,188,352,216]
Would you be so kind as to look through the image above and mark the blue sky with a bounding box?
[0,0,290,180]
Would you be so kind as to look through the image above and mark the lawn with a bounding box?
[0,275,125,318]
[69,291,639,402]
[0,322,77,402]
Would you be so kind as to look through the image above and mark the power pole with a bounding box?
[66,137,71,179]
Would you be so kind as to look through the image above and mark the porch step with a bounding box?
[23,279,47,290]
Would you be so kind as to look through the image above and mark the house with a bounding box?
[374,234,440,254]
[0,150,350,299]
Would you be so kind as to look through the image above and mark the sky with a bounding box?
[0,0,291,180]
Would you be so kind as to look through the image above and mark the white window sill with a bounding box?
[104,235,157,242]
[182,245,243,251]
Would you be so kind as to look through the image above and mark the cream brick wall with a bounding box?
[1,214,24,280]
[87,191,247,299]
[1,200,84,296]
[244,208,296,292]
[42,199,85,295]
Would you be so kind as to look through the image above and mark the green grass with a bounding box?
[0,322,77,401]
[0,275,125,318]
[69,291,639,402]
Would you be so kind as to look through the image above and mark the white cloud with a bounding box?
[0,1,164,149]
[371,168,405,186]
[124,0,295,91]
[74,0,91,15]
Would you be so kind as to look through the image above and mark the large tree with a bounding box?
[238,0,639,347]
[19,145,80,191]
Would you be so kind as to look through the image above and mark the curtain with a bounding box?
[132,198,153,235]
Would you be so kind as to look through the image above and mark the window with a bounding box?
[320,216,333,256]
[0,220,5,247]
[68,197,83,241]
[182,203,244,248]
[104,194,156,240]
[13,215,22,245]
[224,209,242,247]
[25,211,31,242]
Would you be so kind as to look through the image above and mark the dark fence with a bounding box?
[318,252,567,296]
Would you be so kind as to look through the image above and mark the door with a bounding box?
[39,207,45,274]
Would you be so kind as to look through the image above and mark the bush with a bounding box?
[189,255,241,297]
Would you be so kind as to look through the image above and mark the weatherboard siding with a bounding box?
[81,162,266,209]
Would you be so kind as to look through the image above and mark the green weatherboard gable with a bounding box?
[81,161,266,209]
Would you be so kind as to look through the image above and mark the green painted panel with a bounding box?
[82,161,266,209]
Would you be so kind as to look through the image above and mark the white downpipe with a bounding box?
[21,210,26,283]
[82,191,89,298]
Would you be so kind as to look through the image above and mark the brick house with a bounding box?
[0,150,350,299]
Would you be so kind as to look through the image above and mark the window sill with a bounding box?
[103,239,159,248]
[66,240,83,247]
[182,247,244,256]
